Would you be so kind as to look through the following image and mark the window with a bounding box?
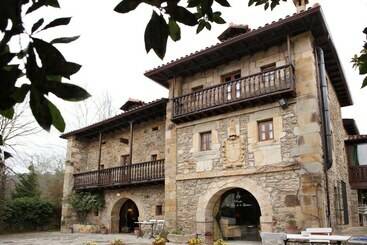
[258,120,274,141]
[156,205,163,216]
[121,154,130,165]
[151,154,158,161]
[335,181,350,225]
[222,71,241,100]
[120,138,129,144]
[100,164,104,169]
[152,126,159,131]
[200,131,212,151]
[261,63,276,86]
[192,85,204,92]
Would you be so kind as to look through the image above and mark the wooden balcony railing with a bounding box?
[73,159,165,190]
[172,64,295,122]
[349,165,367,189]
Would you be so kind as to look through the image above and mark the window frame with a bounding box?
[200,131,212,151]
[120,154,130,166]
[151,154,158,161]
[191,85,204,93]
[155,205,163,216]
[258,119,274,142]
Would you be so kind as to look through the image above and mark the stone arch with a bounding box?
[108,193,145,233]
[195,178,273,238]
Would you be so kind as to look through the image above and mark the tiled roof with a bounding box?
[60,98,168,139]
[145,4,353,107]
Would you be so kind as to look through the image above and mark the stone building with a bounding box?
[61,2,367,243]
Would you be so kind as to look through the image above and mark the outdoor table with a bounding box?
[135,221,155,238]
[285,234,351,245]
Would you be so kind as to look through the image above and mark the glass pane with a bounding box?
[357,143,367,165]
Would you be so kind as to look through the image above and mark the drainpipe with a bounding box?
[315,47,332,227]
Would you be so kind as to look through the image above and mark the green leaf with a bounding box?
[31,18,44,33]
[201,0,214,20]
[0,107,14,119]
[47,100,65,132]
[205,22,212,30]
[264,2,269,10]
[33,38,81,78]
[42,17,71,30]
[30,88,52,131]
[187,0,200,8]
[197,20,206,33]
[4,151,12,159]
[363,27,367,35]
[50,36,80,44]
[26,1,45,14]
[359,62,367,75]
[213,12,225,24]
[168,6,198,26]
[12,84,30,103]
[144,11,169,59]
[45,0,60,8]
[114,0,143,13]
[215,0,230,7]
[45,81,90,101]
[168,18,181,41]
[362,76,367,88]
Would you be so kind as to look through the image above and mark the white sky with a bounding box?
[7,0,367,170]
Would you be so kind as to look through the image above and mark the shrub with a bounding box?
[3,197,54,231]
[110,239,125,245]
[69,192,105,224]
[187,237,203,245]
[152,235,166,245]
[214,239,228,245]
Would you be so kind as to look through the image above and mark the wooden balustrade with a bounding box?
[172,64,295,121]
[73,159,165,190]
[349,165,367,189]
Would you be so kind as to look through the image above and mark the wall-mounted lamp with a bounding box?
[278,98,288,109]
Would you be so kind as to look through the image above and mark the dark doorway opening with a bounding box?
[215,188,261,241]
[119,199,139,233]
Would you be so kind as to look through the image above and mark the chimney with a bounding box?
[293,0,309,13]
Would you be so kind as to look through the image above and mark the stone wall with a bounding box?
[165,32,329,235]
[325,76,359,227]
[80,116,165,171]
[86,184,165,233]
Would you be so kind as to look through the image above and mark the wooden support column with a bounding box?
[97,131,102,184]
[287,34,293,65]
[128,121,134,182]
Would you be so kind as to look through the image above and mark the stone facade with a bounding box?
[61,17,358,244]
[163,31,357,240]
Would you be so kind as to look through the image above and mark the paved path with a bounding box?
[0,232,152,245]
[0,232,262,245]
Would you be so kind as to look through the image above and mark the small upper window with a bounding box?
[152,126,159,131]
[192,85,204,92]
[121,154,130,165]
[221,70,241,83]
[258,119,274,142]
[200,131,212,151]
[100,164,104,170]
[156,205,163,216]
[151,154,158,161]
[261,63,276,72]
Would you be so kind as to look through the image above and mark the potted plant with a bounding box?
[167,227,192,244]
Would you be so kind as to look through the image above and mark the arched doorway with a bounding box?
[214,188,261,241]
[119,199,139,233]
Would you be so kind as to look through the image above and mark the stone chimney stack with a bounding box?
[293,0,309,13]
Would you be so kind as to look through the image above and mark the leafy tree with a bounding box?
[69,192,105,224]
[0,0,90,132]
[12,165,41,199]
[353,28,367,88]
[3,197,54,231]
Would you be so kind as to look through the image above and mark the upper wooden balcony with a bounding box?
[172,64,295,123]
[73,159,164,191]
[349,166,367,189]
